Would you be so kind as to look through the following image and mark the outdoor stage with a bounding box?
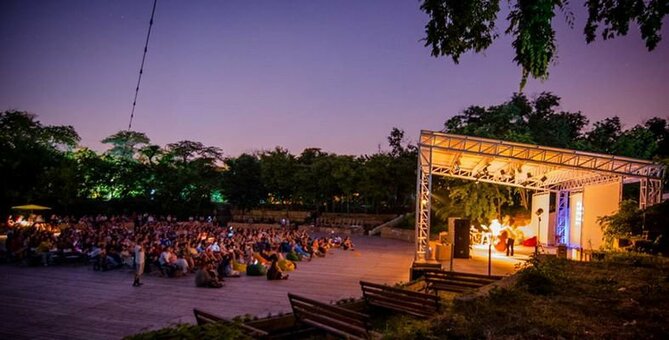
[437,244,537,275]
[0,235,523,339]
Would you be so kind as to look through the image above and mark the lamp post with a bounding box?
[535,208,544,256]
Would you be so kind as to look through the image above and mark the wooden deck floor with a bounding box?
[0,236,415,340]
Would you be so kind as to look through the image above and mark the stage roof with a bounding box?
[418,130,665,192]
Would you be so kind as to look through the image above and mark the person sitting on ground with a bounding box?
[175,249,190,275]
[217,253,240,278]
[195,262,223,288]
[266,254,288,280]
[341,236,355,251]
[294,240,311,260]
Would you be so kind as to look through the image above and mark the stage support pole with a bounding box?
[488,243,491,277]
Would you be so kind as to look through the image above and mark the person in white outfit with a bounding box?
[133,240,145,287]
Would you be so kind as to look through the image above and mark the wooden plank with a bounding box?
[362,286,438,307]
[360,281,439,302]
[290,299,368,329]
[0,235,415,339]
[288,293,372,339]
[360,281,440,317]
[300,318,367,340]
[425,270,503,280]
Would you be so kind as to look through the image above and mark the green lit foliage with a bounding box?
[101,130,150,160]
[210,189,225,203]
[598,200,643,245]
[506,0,565,89]
[448,181,511,224]
[440,93,666,222]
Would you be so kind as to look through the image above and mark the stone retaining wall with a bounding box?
[379,226,414,242]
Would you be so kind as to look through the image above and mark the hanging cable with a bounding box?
[128,0,158,131]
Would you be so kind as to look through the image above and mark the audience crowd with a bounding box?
[1,214,356,288]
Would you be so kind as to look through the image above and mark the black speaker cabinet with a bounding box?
[453,219,470,258]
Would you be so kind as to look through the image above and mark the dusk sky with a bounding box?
[1,0,668,156]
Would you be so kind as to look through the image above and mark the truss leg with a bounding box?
[640,179,663,210]
[556,191,569,245]
[415,147,432,263]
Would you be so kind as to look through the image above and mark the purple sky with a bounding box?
[1,1,668,156]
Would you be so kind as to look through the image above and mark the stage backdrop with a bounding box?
[530,193,550,245]
[581,181,622,250]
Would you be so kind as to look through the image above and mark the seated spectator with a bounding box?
[341,237,355,251]
[217,253,240,278]
[195,262,223,288]
[267,254,288,280]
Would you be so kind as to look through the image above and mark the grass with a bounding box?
[123,322,251,340]
[383,253,669,339]
[126,253,669,339]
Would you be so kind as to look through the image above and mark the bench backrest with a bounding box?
[425,270,502,286]
[359,281,439,318]
[425,269,503,281]
[192,308,268,338]
[288,293,371,340]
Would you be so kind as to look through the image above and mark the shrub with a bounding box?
[516,255,568,295]
[124,323,251,340]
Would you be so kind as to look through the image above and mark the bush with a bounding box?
[516,255,568,295]
[602,251,665,268]
[124,323,251,340]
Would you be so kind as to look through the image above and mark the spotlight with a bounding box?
[535,208,544,216]
[527,172,533,178]
[540,175,547,182]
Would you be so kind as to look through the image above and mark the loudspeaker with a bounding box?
[453,219,470,258]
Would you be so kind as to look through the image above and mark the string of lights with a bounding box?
[128,0,158,131]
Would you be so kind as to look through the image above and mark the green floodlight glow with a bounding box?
[210,190,226,203]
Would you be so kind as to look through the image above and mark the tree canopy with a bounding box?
[421,0,668,89]
[1,103,665,222]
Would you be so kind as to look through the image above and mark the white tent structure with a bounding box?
[414,130,665,263]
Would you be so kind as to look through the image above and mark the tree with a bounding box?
[447,181,511,224]
[330,155,361,213]
[598,200,643,246]
[138,144,163,166]
[0,111,80,214]
[421,0,667,89]
[386,128,418,210]
[222,154,265,212]
[644,117,669,158]
[444,92,591,149]
[259,147,297,205]
[166,140,222,164]
[101,130,150,160]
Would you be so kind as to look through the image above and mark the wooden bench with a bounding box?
[424,270,503,294]
[193,308,268,338]
[359,281,439,318]
[288,293,375,340]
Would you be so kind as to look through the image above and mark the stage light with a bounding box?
[540,175,547,182]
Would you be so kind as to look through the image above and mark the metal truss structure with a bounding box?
[640,179,663,209]
[414,131,666,262]
[415,147,432,262]
[555,191,570,245]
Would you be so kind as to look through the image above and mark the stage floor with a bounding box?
[0,235,526,339]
